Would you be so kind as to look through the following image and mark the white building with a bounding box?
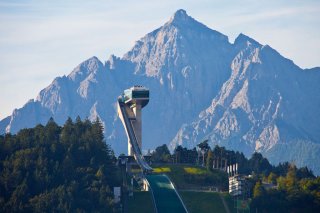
[228,175,245,196]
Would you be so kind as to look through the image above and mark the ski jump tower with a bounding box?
[117,86,152,172]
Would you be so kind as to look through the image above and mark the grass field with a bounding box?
[184,167,207,174]
[152,164,228,190]
[153,167,171,173]
[180,191,236,213]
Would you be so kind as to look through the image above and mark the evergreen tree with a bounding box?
[197,139,210,166]
[151,144,171,163]
[0,117,119,212]
[206,150,213,171]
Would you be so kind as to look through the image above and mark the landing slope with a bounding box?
[146,174,188,213]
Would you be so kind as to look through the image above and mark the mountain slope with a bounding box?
[107,9,235,151]
[1,9,320,174]
[170,34,320,173]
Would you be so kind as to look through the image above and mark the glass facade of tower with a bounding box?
[124,87,149,102]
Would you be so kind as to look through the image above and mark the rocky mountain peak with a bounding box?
[68,56,103,82]
[234,33,261,48]
[166,9,215,34]
[169,9,190,23]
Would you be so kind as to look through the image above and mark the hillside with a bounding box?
[152,164,228,190]
[180,192,235,213]
[0,118,119,212]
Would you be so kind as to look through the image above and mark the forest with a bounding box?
[0,117,120,212]
[151,142,320,212]
[1,118,319,212]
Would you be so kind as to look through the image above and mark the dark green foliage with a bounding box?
[197,140,210,166]
[197,140,210,153]
[127,191,154,213]
[206,150,213,171]
[173,146,198,164]
[155,143,314,180]
[249,152,272,175]
[0,117,119,212]
[163,143,318,211]
[253,181,266,198]
[151,144,171,163]
[251,165,320,212]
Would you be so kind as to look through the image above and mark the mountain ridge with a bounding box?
[1,10,320,174]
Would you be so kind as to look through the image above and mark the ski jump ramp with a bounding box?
[118,86,188,212]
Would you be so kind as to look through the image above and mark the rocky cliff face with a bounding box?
[170,34,320,175]
[1,9,320,174]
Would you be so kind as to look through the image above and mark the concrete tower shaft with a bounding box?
[131,103,142,155]
[118,86,149,156]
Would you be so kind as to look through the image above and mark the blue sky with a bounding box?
[0,0,319,120]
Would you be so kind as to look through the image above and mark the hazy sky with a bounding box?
[0,0,319,120]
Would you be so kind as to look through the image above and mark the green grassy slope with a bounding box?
[180,191,236,213]
[152,164,228,190]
